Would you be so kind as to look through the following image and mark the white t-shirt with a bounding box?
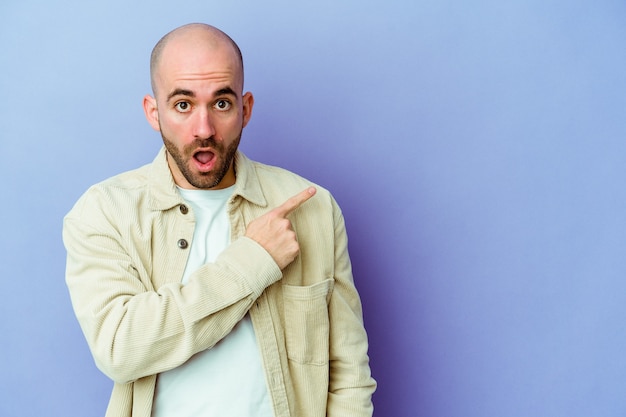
[152,186,274,417]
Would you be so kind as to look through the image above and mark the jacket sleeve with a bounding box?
[327,201,377,416]
[63,194,282,384]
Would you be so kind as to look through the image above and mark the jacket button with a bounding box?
[177,239,188,249]
[179,204,189,214]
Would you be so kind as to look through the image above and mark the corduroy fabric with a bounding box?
[63,147,376,417]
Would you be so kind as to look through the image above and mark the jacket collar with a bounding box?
[148,146,268,211]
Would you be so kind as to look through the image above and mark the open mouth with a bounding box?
[193,150,216,169]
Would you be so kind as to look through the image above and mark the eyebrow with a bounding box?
[215,87,238,99]
[167,88,195,102]
[166,87,238,102]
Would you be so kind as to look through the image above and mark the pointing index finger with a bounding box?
[274,187,317,217]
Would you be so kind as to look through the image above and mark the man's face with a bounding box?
[144,34,253,190]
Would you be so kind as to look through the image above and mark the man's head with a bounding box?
[143,23,254,190]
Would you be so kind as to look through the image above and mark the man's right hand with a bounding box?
[245,187,316,270]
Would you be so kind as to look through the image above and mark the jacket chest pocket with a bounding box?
[282,279,334,365]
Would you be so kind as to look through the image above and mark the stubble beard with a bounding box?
[162,133,241,189]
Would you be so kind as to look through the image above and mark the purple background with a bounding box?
[2,1,626,416]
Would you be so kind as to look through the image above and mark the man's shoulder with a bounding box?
[65,161,155,221]
[251,159,310,186]
[86,162,153,198]
[245,157,338,211]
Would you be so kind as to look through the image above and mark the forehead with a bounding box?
[155,33,243,96]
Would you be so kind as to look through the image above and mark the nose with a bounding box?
[193,108,216,139]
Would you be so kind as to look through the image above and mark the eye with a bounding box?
[214,99,231,111]
[174,101,191,112]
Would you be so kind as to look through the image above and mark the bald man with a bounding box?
[64,23,376,417]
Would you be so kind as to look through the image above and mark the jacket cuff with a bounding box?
[218,236,282,297]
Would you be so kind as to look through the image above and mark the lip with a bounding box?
[192,148,217,171]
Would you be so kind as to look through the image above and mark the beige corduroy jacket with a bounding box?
[63,148,376,417]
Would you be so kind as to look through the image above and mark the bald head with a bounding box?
[149,23,244,97]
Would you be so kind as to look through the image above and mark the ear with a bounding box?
[143,94,160,132]
[242,91,254,128]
